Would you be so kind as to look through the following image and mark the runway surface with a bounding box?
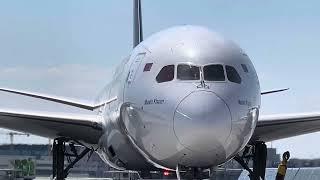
[35,178,112,180]
[32,167,320,180]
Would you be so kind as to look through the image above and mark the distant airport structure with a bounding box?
[0,144,109,179]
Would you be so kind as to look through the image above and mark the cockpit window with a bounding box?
[226,65,242,84]
[177,64,200,80]
[241,64,249,73]
[156,65,174,83]
[203,64,225,81]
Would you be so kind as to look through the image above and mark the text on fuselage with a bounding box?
[144,99,165,105]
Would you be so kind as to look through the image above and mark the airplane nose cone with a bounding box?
[174,91,232,153]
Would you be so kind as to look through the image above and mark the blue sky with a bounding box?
[0,0,320,158]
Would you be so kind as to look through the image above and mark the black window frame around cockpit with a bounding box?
[177,64,201,81]
[156,65,175,83]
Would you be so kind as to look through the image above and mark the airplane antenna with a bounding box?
[133,0,143,48]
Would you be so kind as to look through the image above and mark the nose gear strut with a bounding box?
[174,164,209,180]
[176,164,182,180]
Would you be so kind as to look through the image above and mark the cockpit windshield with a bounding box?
[203,64,225,81]
[156,65,175,83]
[157,63,242,84]
[226,65,242,84]
[177,64,200,80]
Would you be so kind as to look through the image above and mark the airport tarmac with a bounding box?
[35,179,112,180]
[31,167,320,180]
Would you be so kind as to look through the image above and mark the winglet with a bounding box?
[261,88,289,95]
[0,88,106,111]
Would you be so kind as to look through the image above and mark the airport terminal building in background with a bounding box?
[0,144,109,178]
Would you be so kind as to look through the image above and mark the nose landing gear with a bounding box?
[176,164,182,180]
[234,141,267,180]
[175,164,209,180]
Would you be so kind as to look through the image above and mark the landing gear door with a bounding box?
[127,53,145,86]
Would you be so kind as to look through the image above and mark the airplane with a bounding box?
[0,0,320,179]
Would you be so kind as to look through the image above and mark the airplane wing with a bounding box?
[251,113,320,142]
[0,87,108,145]
[0,109,103,144]
[0,88,107,110]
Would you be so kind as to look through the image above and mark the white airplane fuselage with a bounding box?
[94,25,261,170]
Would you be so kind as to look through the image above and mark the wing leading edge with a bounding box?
[0,109,103,144]
[0,88,109,110]
[252,113,320,142]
